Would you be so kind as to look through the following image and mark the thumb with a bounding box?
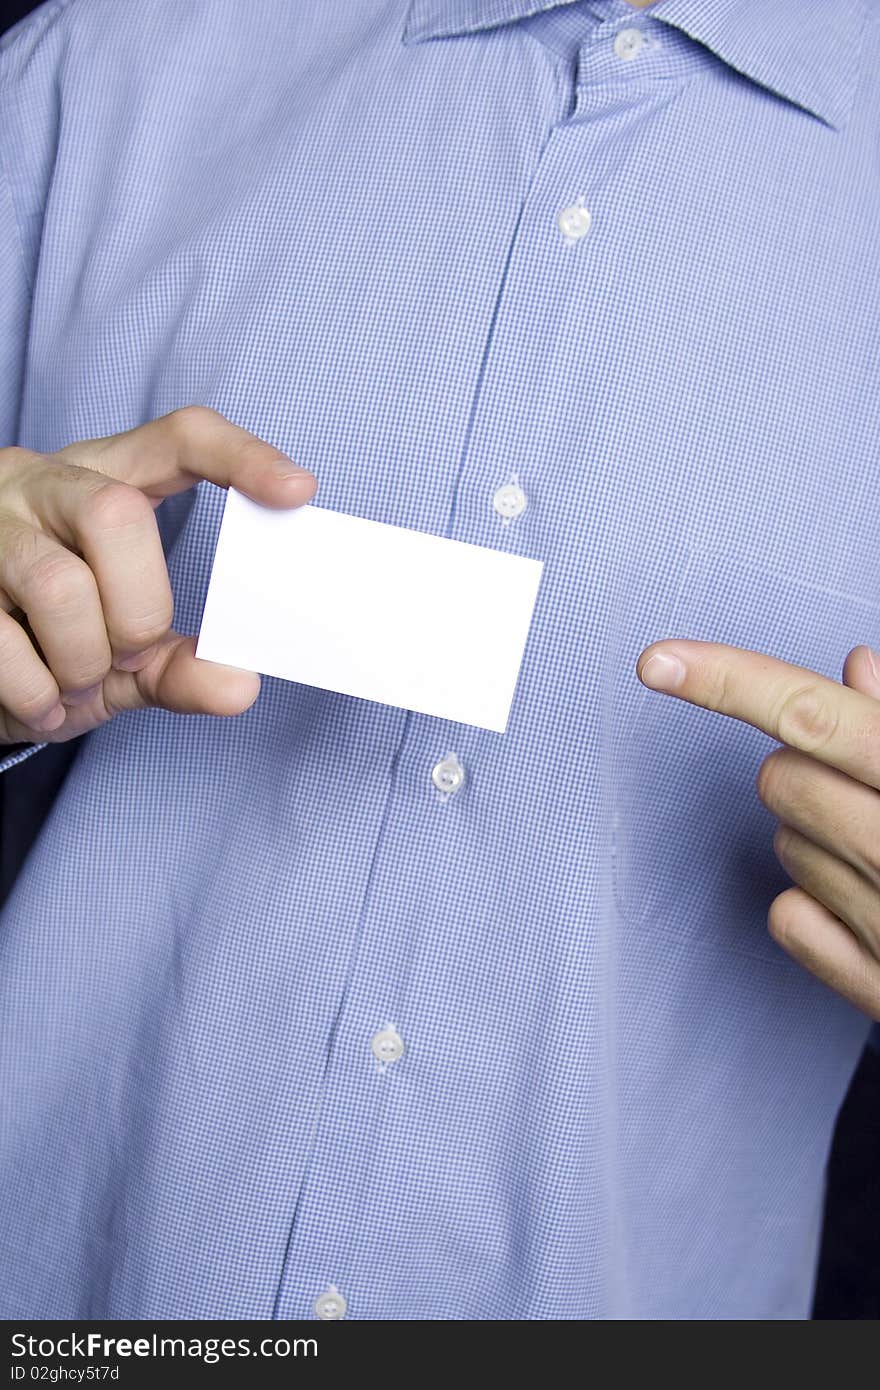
[842,645,880,700]
[55,404,318,510]
[103,632,260,718]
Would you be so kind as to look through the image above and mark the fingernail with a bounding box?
[34,703,66,733]
[62,682,102,706]
[640,652,686,692]
[114,646,156,673]
[866,647,880,690]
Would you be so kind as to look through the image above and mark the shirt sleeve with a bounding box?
[0,741,48,772]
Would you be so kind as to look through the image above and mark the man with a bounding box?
[0,0,878,1320]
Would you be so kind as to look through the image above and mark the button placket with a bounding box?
[275,56,678,1320]
[445,67,678,549]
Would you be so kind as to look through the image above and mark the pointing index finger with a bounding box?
[636,639,880,789]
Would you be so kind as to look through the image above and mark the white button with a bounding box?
[314,1286,347,1320]
[557,202,592,243]
[432,752,465,798]
[493,481,527,521]
[614,27,645,60]
[371,1025,405,1064]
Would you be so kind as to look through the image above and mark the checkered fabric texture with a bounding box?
[0,0,878,1318]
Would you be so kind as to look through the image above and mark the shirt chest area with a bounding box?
[27,39,880,618]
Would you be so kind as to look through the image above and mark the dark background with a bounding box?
[1,0,877,1322]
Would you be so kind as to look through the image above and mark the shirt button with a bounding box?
[371,1025,405,1064]
[557,202,592,243]
[613,27,645,60]
[493,480,527,521]
[313,1286,347,1320]
[432,752,465,798]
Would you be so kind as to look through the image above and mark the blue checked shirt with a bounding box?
[0,0,878,1320]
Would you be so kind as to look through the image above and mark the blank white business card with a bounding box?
[196,492,544,734]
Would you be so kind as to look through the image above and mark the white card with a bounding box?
[196,492,544,734]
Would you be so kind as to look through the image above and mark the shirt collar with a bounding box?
[402,0,869,130]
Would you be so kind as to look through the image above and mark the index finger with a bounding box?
[54,405,318,509]
[636,639,880,789]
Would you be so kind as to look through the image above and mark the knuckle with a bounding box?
[117,606,173,649]
[756,748,788,808]
[767,890,798,949]
[14,683,58,721]
[25,551,91,611]
[698,657,736,715]
[167,404,222,437]
[771,823,802,871]
[65,674,108,697]
[115,582,174,650]
[230,434,280,472]
[773,683,839,753]
[83,480,151,533]
[772,823,790,859]
[0,646,57,719]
